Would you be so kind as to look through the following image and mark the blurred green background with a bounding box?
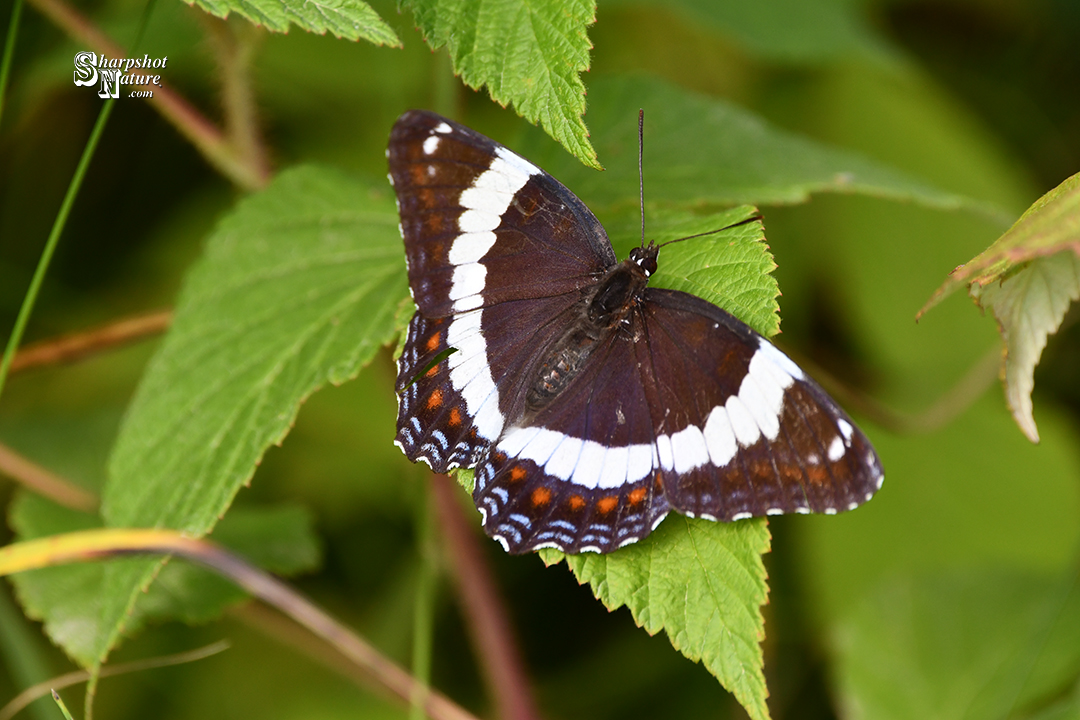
[1,0,1079,718]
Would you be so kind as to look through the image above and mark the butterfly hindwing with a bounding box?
[474,324,670,554]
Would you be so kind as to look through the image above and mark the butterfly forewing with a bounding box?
[389,110,884,555]
[389,111,615,318]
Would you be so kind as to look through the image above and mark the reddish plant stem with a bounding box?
[25,0,269,190]
[430,474,543,720]
[9,309,172,375]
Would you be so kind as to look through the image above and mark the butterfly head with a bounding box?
[629,243,659,278]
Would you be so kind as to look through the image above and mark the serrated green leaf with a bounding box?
[7,493,321,666]
[834,570,1080,720]
[926,173,1080,304]
[974,252,1080,443]
[922,173,1080,442]
[402,0,599,169]
[544,517,772,720]
[69,165,407,669]
[185,0,401,44]
[538,209,778,720]
[518,75,984,214]
[606,205,779,337]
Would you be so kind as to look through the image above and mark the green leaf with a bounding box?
[834,570,1080,720]
[537,208,778,720]
[185,0,401,44]
[518,75,985,214]
[402,0,600,169]
[136,505,322,626]
[611,0,898,65]
[922,172,1080,442]
[605,205,779,337]
[543,517,772,720]
[70,165,407,669]
[7,493,322,666]
[974,252,1080,443]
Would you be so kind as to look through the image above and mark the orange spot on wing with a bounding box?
[628,487,648,506]
[597,496,618,514]
[426,388,443,410]
[531,487,551,507]
[448,407,462,427]
[425,364,440,377]
[509,465,527,482]
[426,332,442,352]
[568,495,586,511]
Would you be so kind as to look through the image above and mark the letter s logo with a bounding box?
[73,52,98,87]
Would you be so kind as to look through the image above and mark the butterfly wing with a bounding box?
[390,111,618,471]
[388,110,616,317]
[637,288,884,521]
[472,287,884,554]
[473,325,670,554]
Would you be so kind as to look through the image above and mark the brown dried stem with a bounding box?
[9,309,172,375]
[784,343,1002,434]
[430,474,542,720]
[0,442,97,512]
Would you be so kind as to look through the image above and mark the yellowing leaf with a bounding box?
[922,172,1080,442]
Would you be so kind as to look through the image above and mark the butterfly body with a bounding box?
[388,110,884,554]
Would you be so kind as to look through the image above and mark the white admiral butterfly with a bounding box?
[389,110,883,554]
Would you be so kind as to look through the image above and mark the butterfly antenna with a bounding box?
[656,212,764,249]
[638,108,646,249]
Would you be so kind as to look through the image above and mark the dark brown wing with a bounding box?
[388,111,616,318]
[636,288,884,521]
[390,110,621,471]
[472,324,670,554]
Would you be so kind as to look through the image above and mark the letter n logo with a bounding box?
[98,69,120,99]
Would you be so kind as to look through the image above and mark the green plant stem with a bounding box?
[410,480,438,720]
[50,691,74,720]
[0,99,114,408]
[432,49,456,119]
[201,15,270,183]
[0,0,25,129]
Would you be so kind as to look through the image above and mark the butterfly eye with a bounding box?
[629,246,658,277]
